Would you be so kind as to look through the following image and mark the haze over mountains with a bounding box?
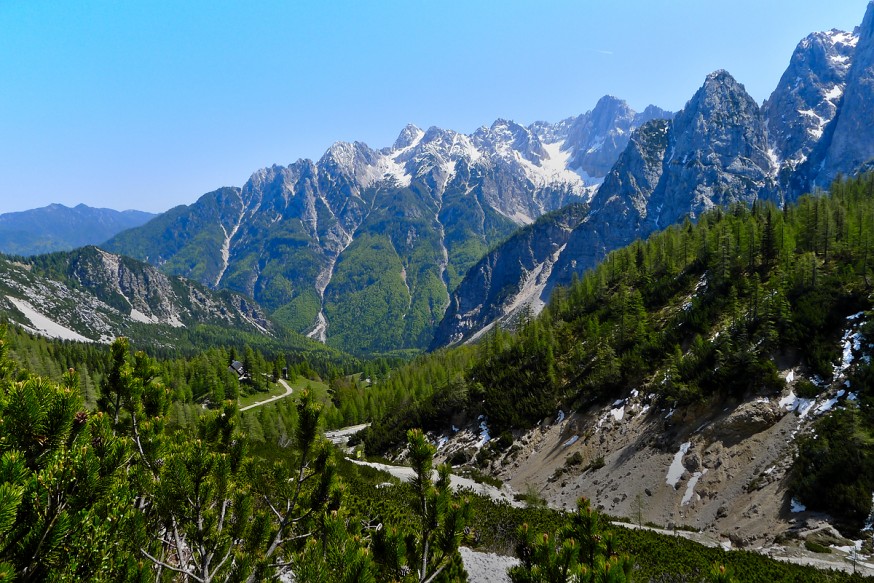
[0,204,155,256]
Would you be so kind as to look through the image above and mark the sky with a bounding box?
[0,0,868,214]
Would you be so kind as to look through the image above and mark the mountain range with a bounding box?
[104,98,669,355]
[437,9,874,346]
[0,203,155,256]
[6,4,874,357]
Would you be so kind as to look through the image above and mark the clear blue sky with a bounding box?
[0,0,867,214]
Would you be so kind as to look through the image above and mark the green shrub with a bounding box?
[804,540,831,554]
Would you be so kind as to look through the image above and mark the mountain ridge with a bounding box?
[436,4,874,347]
[0,245,276,348]
[105,98,669,355]
[0,203,155,256]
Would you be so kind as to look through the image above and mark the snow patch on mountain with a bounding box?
[215,192,245,287]
[7,296,93,342]
[539,141,590,187]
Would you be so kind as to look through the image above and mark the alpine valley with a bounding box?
[3,4,874,583]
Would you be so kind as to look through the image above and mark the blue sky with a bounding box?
[0,0,867,214]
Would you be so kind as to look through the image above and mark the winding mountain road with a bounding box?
[240,378,294,411]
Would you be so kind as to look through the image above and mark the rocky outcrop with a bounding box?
[437,71,777,345]
[706,400,785,446]
[431,204,589,347]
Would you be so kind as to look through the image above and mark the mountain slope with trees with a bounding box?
[104,100,669,356]
[437,4,874,347]
[358,173,874,543]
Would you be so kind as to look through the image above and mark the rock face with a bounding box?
[437,71,777,345]
[431,204,589,348]
[763,29,857,174]
[0,246,274,345]
[652,70,776,221]
[0,204,155,256]
[106,99,668,355]
[809,2,874,188]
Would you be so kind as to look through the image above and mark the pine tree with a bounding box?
[403,429,471,583]
[508,498,632,583]
[0,345,134,581]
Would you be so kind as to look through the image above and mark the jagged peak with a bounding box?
[318,140,378,169]
[818,28,858,48]
[640,104,673,119]
[324,140,360,158]
[861,1,874,45]
[692,70,756,106]
[420,125,456,143]
[393,123,424,150]
[591,94,631,115]
[472,118,534,146]
[704,69,736,85]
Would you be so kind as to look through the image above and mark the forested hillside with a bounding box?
[1,324,870,580]
[359,173,874,529]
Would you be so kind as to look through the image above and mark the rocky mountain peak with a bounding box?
[690,70,756,114]
[470,118,546,164]
[802,0,874,190]
[640,104,672,121]
[671,70,767,163]
[393,123,424,150]
[764,27,857,173]
[560,96,672,181]
[317,140,381,186]
[106,93,670,354]
[589,95,635,126]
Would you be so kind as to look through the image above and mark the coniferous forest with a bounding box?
[0,174,872,580]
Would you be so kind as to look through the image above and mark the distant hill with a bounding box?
[0,203,155,256]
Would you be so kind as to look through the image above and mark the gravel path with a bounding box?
[239,379,294,411]
[349,459,521,506]
[459,547,518,583]
[324,423,370,444]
